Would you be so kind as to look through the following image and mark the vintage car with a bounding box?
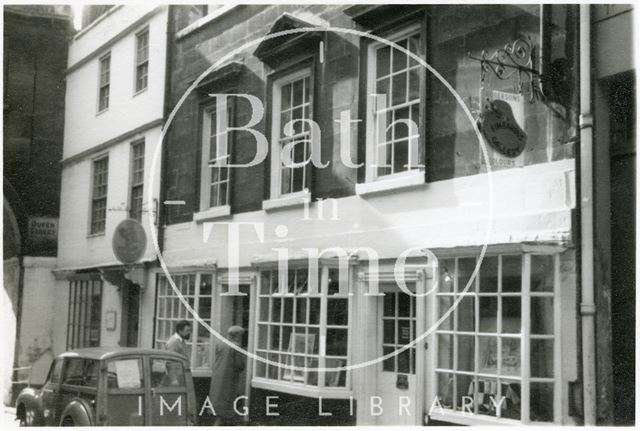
[15,347,196,426]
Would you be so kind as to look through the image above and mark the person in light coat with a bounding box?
[209,326,246,425]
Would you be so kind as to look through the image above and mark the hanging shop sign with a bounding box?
[112,219,147,265]
[478,90,527,164]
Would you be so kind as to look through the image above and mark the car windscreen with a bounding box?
[62,358,99,388]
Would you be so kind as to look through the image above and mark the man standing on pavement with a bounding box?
[165,320,192,364]
[210,326,246,425]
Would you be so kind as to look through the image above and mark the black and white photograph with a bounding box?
[1,2,636,427]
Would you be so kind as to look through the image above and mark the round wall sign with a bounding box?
[112,219,147,265]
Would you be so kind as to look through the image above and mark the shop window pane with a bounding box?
[187,275,196,295]
[295,298,307,324]
[457,257,476,293]
[194,343,210,368]
[270,326,281,351]
[437,334,453,369]
[383,292,395,317]
[457,335,475,372]
[267,353,279,379]
[392,42,407,72]
[531,297,554,335]
[296,269,308,294]
[282,326,293,353]
[438,296,454,330]
[306,357,318,386]
[457,296,475,332]
[381,346,394,372]
[259,298,269,322]
[328,267,340,295]
[530,339,554,378]
[502,255,522,292]
[383,320,395,344]
[309,298,320,324]
[255,352,266,377]
[200,274,212,295]
[397,319,412,345]
[478,336,498,375]
[325,357,346,387]
[260,271,272,294]
[501,297,521,333]
[326,328,348,356]
[397,348,411,373]
[479,296,498,332]
[500,379,521,420]
[436,372,454,409]
[308,327,319,354]
[530,382,554,422]
[501,338,521,376]
[479,256,498,293]
[455,374,476,413]
[439,260,455,293]
[283,298,294,323]
[531,255,554,292]
[257,325,268,349]
[398,292,412,317]
[327,298,348,326]
[376,45,390,77]
[271,298,282,323]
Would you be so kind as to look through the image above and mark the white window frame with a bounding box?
[195,102,232,222]
[97,53,110,113]
[154,272,215,374]
[427,253,563,425]
[134,27,149,94]
[129,139,145,221]
[358,24,424,194]
[89,155,109,235]
[252,262,353,399]
[265,68,313,208]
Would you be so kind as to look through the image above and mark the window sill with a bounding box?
[193,205,231,223]
[262,190,310,212]
[96,108,108,117]
[87,232,105,238]
[133,87,148,98]
[428,409,523,426]
[251,378,353,399]
[175,6,239,40]
[355,170,424,196]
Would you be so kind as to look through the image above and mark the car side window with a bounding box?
[45,359,63,385]
[151,358,185,388]
[106,358,144,389]
[62,358,99,388]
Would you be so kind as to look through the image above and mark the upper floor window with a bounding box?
[135,28,149,93]
[98,53,111,112]
[90,156,108,234]
[200,100,233,211]
[365,26,423,182]
[270,68,313,198]
[129,140,145,221]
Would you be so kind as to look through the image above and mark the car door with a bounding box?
[40,358,63,426]
[148,357,190,425]
[103,357,146,426]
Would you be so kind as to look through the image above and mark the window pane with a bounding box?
[502,255,522,292]
[457,296,475,332]
[530,382,554,422]
[436,372,454,409]
[479,256,498,293]
[383,292,395,317]
[383,320,395,345]
[327,298,348,326]
[397,319,412,345]
[295,298,307,324]
[531,255,554,292]
[283,298,293,323]
[397,348,411,373]
[326,328,347,356]
[501,338,521,376]
[457,257,476,293]
[438,259,455,293]
[531,297,553,335]
[501,297,521,333]
[437,333,453,369]
[397,292,411,317]
[530,339,553,378]
[478,336,497,374]
[455,374,475,413]
[309,298,320,324]
[382,346,394,372]
[438,296,454,330]
[257,325,268,349]
[376,45,390,77]
[457,335,474,372]
[392,42,407,72]
[479,297,498,332]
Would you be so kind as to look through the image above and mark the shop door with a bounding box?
[375,287,418,425]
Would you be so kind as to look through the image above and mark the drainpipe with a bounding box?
[578,4,596,426]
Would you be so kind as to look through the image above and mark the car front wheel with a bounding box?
[18,408,36,426]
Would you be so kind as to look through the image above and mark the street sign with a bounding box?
[112,219,147,265]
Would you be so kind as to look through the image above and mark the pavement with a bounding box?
[2,406,17,428]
